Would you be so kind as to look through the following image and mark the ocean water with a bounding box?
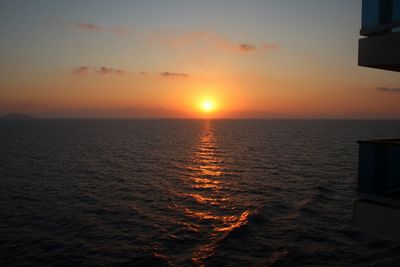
[1,119,400,267]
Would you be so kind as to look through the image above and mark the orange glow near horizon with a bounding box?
[3,2,400,119]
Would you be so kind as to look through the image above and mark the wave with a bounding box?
[119,253,172,267]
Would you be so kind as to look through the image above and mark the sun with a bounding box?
[201,100,214,113]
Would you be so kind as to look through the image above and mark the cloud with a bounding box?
[150,31,278,54]
[376,87,400,93]
[71,67,191,78]
[75,23,103,32]
[72,66,91,75]
[217,40,278,53]
[95,67,125,75]
[262,43,279,50]
[72,66,126,76]
[40,107,188,119]
[160,72,190,78]
[238,44,257,52]
[74,22,130,37]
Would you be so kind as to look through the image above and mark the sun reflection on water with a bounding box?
[174,120,251,266]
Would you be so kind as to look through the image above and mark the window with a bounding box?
[362,0,380,29]
[393,0,400,22]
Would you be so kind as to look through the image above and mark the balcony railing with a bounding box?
[357,139,400,207]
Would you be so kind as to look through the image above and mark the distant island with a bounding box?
[1,113,34,119]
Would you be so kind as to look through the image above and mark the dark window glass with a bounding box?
[379,0,394,24]
[362,0,380,28]
[393,0,400,21]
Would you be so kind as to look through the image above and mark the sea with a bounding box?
[1,119,400,267]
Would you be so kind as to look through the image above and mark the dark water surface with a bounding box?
[1,119,400,266]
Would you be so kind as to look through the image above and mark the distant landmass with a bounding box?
[1,113,34,119]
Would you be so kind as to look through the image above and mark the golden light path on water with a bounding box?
[179,120,251,266]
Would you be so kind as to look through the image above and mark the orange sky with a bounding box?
[1,1,400,118]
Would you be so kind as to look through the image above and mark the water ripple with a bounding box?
[1,119,400,266]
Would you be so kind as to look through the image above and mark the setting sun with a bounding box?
[201,100,214,113]
[4,2,400,267]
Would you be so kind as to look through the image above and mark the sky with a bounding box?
[1,0,400,118]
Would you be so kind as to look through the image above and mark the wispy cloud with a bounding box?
[150,31,278,54]
[160,72,190,78]
[96,67,125,75]
[39,107,189,119]
[72,67,190,78]
[72,66,126,76]
[261,43,279,50]
[72,66,91,75]
[376,87,400,93]
[72,25,276,54]
[74,22,129,36]
[238,44,257,52]
[75,23,103,32]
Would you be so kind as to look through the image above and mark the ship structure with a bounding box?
[355,0,400,242]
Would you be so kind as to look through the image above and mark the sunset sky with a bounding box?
[1,0,400,118]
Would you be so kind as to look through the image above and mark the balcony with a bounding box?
[358,0,400,71]
[357,139,400,205]
[355,139,400,242]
